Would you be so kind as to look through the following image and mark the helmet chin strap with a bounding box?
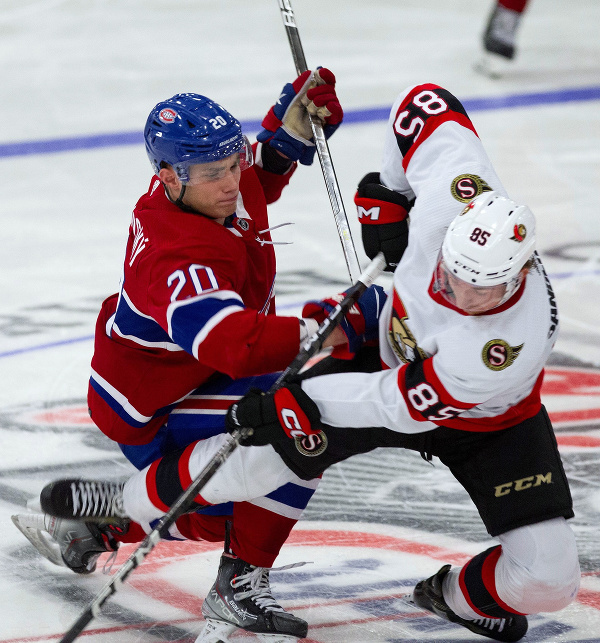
[163,182,197,214]
[174,184,188,209]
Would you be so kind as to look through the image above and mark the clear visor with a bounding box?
[175,135,254,184]
[433,253,509,315]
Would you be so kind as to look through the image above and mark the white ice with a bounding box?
[1,0,599,641]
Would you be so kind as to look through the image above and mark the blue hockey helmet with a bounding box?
[144,93,253,183]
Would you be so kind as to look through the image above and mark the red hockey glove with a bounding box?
[302,284,387,359]
[355,172,412,272]
[257,68,343,165]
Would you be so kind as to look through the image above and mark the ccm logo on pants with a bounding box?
[494,472,552,497]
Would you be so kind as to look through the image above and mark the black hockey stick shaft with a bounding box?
[58,251,385,643]
[276,0,361,284]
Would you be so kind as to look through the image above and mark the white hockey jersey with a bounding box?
[302,83,559,434]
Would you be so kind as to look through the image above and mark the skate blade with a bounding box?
[195,619,300,643]
[11,513,65,568]
[473,52,512,79]
[254,634,300,642]
[195,618,237,643]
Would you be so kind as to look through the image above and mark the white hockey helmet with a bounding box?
[434,191,536,312]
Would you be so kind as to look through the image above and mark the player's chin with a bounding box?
[215,200,238,217]
[464,302,496,315]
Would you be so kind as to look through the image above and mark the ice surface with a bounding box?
[1,0,599,640]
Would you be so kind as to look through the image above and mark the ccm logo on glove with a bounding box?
[225,384,327,457]
[275,388,319,439]
[274,388,327,456]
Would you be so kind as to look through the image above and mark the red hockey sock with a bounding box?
[498,0,528,13]
[229,502,297,568]
[109,520,147,543]
[109,513,230,545]
[176,513,231,542]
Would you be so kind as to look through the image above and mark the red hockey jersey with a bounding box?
[89,154,301,445]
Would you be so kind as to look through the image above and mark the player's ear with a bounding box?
[158,165,180,190]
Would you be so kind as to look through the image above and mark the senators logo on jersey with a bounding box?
[450,173,493,203]
[389,290,428,364]
[482,339,524,371]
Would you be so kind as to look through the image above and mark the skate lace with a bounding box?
[231,562,307,612]
[471,616,507,632]
[70,480,126,519]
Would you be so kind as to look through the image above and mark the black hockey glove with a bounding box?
[354,172,411,272]
[226,385,330,480]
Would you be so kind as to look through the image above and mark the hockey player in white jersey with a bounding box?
[224,83,580,641]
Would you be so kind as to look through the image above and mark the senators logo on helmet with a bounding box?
[511,224,527,242]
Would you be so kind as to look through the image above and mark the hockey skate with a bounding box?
[412,564,528,642]
[40,478,128,522]
[13,478,129,574]
[11,512,122,574]
[197,552,308,643]
[474,5,522,78]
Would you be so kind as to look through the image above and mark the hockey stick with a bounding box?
[276,0,361,284]
[57,251,385,643]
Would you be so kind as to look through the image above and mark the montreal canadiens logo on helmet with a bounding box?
[158,108,178,124]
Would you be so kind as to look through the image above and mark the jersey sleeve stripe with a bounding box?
[423,358,474,410]
[113,288,182,350]
[402,111,479,171]
[166,290,244,354]
[111,321,184,351]
[89,367,190,429]
[396,364,429,422]
[171,395,241,413]
[397,358,475,425]
[391,83,479,171]
[89,368,153,427]
[190,306,246,359]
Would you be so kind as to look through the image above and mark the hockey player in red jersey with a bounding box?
[221,83,580,641]
[483,0,529,61]
[476,0,530,77]
[17,70,383,642]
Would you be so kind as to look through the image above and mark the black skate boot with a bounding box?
[46,515,124,574]
[483,4,521,60]
[412,564,528,642]
[40,478,128,522]
[197,551,308,642]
